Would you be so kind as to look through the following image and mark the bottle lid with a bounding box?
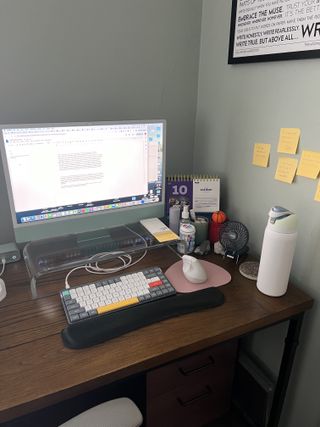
[267,206,297,233]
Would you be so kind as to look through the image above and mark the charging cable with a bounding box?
[64,226,148,289]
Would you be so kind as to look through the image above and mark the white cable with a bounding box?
[0,258,5,277]
[64,226,148,289]
[65,264,90,289]
[86,253,133,274]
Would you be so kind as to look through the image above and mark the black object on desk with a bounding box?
[61,287,225,349]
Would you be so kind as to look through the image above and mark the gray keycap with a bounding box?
[67,303,80,310]
[88,309,98,316]
[79,312,89,319]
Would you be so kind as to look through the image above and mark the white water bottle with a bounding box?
[256,206,297,297]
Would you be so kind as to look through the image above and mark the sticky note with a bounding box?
[252,143,271,168]
[275,157,298,184]
[277,128,300,154]
[297,150,320,179]
[140,218,179,242]
[314,180,320,202]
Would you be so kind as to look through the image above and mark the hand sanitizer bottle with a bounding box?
[257,206,297,297]
[177,205,196,254]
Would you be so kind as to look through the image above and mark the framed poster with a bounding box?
[228,0,320,64]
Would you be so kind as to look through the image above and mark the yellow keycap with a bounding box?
[97,297,139,314]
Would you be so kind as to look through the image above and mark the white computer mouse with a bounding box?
[0,278,7,302]
[182,255,208,284]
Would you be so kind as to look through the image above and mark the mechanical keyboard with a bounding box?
[60,267,176,324]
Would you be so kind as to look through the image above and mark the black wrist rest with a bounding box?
[61,288,224,349]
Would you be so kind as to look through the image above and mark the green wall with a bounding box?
[0,0,202,243]
[195,1,320,426]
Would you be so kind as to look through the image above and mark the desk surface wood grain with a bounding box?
[0,247,313,422]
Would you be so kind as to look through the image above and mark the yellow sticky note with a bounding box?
[314,180,320,202]
[252,143,271,168]
[297,150,320,179]
[275,157,298,184]
[277,128,301,154]
[153,231,179,242]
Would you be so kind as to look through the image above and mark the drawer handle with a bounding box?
[177,385,212,407]
[179,356,215,376]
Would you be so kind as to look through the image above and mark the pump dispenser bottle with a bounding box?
[181,205,190,224]
[256,206,297,297]
[177,205,196,254]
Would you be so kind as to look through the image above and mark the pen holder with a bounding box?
[194,217,209,245]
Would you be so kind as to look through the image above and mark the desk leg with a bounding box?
[267,313,304,427]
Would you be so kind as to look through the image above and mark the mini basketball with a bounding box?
[212,211,227,224]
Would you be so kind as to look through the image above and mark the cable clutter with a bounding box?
[64,226,148,289]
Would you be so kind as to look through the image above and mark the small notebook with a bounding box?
[140,218,179,243]
[192,178,220,213]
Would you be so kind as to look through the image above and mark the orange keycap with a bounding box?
[97,297,139,314]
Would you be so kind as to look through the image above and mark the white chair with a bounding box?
[59,397,143,427]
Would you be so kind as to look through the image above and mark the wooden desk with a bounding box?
[0,247,313,426]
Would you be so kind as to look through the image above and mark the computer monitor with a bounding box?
[0,120,166,243]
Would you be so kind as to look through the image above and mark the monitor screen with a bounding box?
[0,120,166,243]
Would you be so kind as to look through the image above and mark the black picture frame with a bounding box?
[228,0,320,64]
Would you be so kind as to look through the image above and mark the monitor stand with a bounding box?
[23,222,179,298]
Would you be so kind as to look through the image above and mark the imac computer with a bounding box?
[0,120,166,244]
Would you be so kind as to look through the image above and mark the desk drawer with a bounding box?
[147,381,230,427]
[146,340,238,427]
[147,340,237,398]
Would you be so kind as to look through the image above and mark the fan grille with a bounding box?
[219,221,249,253]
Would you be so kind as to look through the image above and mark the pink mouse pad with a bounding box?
[165,260,231,293]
